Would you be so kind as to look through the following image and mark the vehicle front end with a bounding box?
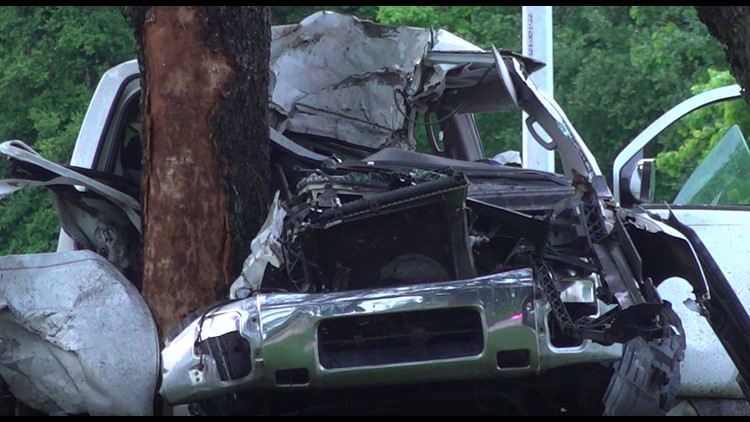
[156,12,699,415]
[162,267,624,411]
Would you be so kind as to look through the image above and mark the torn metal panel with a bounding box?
[0,250,159,415]
[619,208,709,299]
[0,140,141,231]
[270,12,432,150]
[269,12,543,152]
[490,48,602,181]
[270,14,604,185]
[230,192,287,299]
[1,141,142,284]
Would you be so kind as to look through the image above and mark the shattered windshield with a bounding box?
[674,125,750,205]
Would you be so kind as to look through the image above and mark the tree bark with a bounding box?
[695,7,750,105]
[126,6,270,334]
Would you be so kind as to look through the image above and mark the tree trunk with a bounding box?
[126,6,270,334]
[695,7,750,105]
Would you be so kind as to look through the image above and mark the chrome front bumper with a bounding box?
[160,268,622,405]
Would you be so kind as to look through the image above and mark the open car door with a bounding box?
[613,84,750,404]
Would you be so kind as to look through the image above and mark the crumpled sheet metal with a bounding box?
[269,12,547,156]
[0,250,158,415]
[270,12,434,151]
[230,192,287,299]
[0,140,141,232]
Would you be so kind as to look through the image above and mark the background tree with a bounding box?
[126,6,270,333]
[696,7,750,106]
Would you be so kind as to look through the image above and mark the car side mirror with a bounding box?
[629,158,656,203]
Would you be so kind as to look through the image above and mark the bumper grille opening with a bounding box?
[197,331,252,381]
[275,368,310,386]
[496,349,530,369]
[318,307,484,369]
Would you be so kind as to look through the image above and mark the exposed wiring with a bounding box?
[393,88,467,127]
[392,64,494,127]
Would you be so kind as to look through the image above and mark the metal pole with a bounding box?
[521,6,555,172]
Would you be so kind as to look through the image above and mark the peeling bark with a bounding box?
[696,7,750,105]
[127,6,270,334]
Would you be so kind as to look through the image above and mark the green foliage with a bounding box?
[554,6,727,182]
[654,69,750,201]
[670,125,750,205]
[0,190,59,255]
[0,6,134,254]
[377,6,729,176]
[377,6,523,157]
[377,6,474,37]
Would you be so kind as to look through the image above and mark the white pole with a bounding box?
[521,6,555,172]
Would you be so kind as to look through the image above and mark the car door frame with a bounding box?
[612,83,750,400]
[57,60,140,252]
[613,84,742,207]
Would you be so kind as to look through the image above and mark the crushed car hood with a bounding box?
[269,11,600,183]
[269,12,542,151]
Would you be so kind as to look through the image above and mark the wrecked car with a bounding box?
[1,12,749,416]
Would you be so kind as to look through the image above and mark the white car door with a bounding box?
[613,84,750,400]
[57,60,141,252]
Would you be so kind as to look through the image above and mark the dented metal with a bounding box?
[0,251,158,415]
[230,192,287,298]
[0,140,141,231]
